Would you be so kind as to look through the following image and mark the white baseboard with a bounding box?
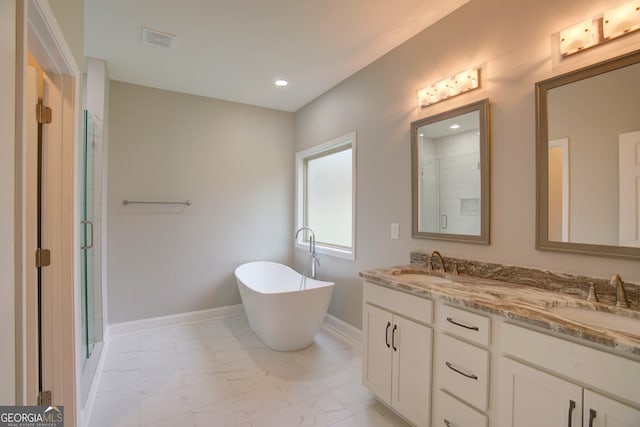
[80,328,110,427]
[106,305,361,351]
[108,304,245,336]
[322,313,362,348]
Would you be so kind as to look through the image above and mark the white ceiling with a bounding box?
[85,0,469,112]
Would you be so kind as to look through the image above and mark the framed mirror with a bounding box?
[536,49,640,259]
[411,99,490,244]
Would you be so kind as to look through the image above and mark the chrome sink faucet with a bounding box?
[611,274,630,308]
[429,250,446,273]
[586,282,599,302]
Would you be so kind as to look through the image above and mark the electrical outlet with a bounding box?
[391,223,399,239]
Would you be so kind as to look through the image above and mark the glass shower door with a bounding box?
[81,110,103,361]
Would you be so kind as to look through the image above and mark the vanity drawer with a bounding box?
[438,333,490,411]
[433,390,487,427]
[363,281,433,325]
[439,304,490,346]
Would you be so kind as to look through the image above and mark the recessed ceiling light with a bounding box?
[275,79,288,87]
[450,124,460,129]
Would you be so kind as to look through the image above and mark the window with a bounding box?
[296,132,356,260]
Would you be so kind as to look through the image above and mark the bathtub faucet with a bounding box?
[295,227,319,280]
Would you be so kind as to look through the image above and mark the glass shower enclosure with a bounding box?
[80,109,104,403]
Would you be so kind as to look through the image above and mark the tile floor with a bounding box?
[88,314,411,427]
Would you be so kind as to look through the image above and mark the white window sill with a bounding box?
[295,242,355,261]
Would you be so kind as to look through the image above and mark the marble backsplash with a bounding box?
[409,251,639,309]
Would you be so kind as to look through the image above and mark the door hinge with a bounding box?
[38,390,52,406]
[36,104,52,124]
[36,248,51,268]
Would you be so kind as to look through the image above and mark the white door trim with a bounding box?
[15,1,80,425]
[549,138,570,242]
[619,130,640,247]
[0,0,17,405]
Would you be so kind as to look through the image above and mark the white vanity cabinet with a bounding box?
[498,323,640,427]
[433,304,491,427]
[362,276,640,427]
[363,282,433,427]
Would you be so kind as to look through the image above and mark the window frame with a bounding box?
[295,131,357,260]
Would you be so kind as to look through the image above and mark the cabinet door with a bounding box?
[392,314,432,427]
[363,303,393,404]
[498,358,582,427]
[584,390,640,427]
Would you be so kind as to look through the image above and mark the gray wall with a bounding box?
[294,0,640,329]
[107,82,293,323]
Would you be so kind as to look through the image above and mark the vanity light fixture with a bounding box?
[417,67,479,108]
[558,0,640,57]
[274,79,289,87]
[603,0,640,40]
[559,19,597,56]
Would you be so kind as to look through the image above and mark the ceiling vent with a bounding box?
[142,26,176,48]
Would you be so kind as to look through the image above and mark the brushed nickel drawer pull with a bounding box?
[445,361,478,380]
[446,317,479,331]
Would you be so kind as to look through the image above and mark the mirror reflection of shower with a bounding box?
[418,111,482,235]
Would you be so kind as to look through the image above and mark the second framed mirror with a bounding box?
[411,99,490,244]
[536,49,640,258]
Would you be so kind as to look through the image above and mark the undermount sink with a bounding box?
[549,306,640,336]
[393,273,453,285]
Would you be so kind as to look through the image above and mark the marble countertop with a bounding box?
[360,265,640,358]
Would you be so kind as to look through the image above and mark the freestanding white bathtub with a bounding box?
[234,261,335,351]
